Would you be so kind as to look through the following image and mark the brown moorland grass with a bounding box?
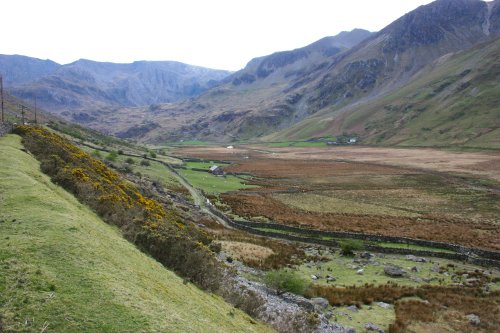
[306,284,500,333]
[200,217,307,270]
[220,193,500,251]
[175,145,500,182]
[176,146,499,249]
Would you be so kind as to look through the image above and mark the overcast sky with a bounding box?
[2,0,435,71]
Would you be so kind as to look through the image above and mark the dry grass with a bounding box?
[221,193,499,250]
[177,145,499,250]
[273,192,418,217]
[175,145,500,181]
[219,241,275,262]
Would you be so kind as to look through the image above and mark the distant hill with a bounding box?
[1,57,231,123]
[116,0,499,148]
[0,55,60,86]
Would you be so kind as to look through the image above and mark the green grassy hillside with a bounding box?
[270,38,500,149]
[0,134,273,333]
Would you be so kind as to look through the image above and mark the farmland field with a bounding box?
[175,145,500,251]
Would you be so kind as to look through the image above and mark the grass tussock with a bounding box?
[204,220,307,270]
[306,283,500,332]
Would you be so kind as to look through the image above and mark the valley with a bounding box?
[1,0,499,332]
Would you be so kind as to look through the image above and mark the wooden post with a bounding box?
[20,104,26,124]
[34,96,37,124]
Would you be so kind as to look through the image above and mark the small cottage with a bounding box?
[209,165,224,176]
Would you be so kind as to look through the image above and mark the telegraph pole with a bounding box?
[34,96,37,124]
[19,104,26,124]
[1,75,4,123]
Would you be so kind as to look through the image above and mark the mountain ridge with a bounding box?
[131,0,500,146]
[1,56,232,123]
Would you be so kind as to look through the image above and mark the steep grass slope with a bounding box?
[0,134,273,333]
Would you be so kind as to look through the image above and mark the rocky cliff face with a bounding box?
[0,55,60,86]
[2,56,231,122]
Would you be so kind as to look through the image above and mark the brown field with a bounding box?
[175,145,500,181]
[176,145,500,251]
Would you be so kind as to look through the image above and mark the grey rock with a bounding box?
[376,302,391,309]
[406,254,427,262]
[311,297,330,310]
[384,265,407,277]
[347,305,359,313]
[430,264,440,273]
[364,322,385,332]
[360,252,374,259]
[410,276,423,283]
[356,269,364,275]
[311,275,318,280]
[411,266,420,272]
[465,314,480,325]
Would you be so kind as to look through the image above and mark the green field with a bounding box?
[178,169,256,194]
[184,161,230,170]
[267,141,328,148]
[0,134,273,333]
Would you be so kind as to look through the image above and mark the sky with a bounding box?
[2,0,435,71]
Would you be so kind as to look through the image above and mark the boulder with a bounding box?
[411,266,420,272]
[465,314,480,325]
[406,254,427,262]
[430,264,440,273]
[311,297,330,310]
[356,269,364,275]
[365,322,385,332]
[410,276,423,283]
[384,265,407,277]
[376,302,392,309]
[347,305,359,313]
[311,275,318,280]
[360,252,374,259]
[326,276,337,282]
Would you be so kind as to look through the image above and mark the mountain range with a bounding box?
[2,0,500,148]
[0,56,230,123]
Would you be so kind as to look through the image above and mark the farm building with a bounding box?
[209,165,224,176]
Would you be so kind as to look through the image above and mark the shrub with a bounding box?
[140,160,150,166]
[339,239,363,256]
[265,269,309,295]
[122,165,134,174]
[125,157,135,164]
[106,151,118,161]
[150,151,157,158]
[92,150,101,158]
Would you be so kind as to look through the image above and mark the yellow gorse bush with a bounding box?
[14,125,224,292]
[14,125,170,229]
